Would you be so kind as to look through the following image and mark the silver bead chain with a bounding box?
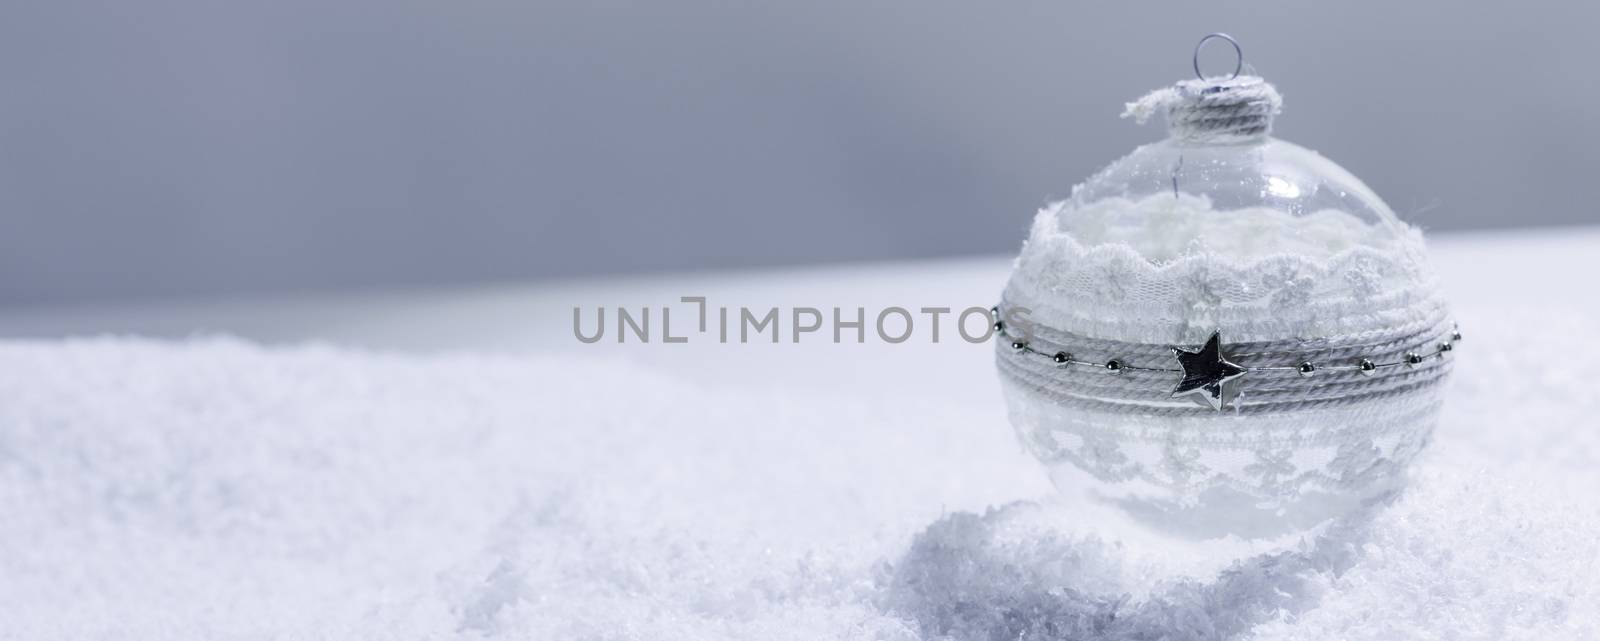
[991,307,1460,377]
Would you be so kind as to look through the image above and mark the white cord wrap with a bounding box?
[1123,75,1283,143]
[994,318,1455,415]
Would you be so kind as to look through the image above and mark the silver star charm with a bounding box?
[1170,331,1246,411]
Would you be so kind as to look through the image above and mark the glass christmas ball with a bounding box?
[996,72,1453,541]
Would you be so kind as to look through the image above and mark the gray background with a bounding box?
[1,0,1595,306]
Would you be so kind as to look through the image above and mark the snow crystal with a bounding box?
[0,306,1595,639]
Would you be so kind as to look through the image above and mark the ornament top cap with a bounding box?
[1122,34,1284,144]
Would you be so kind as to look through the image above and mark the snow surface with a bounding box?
[1,229,1597,639]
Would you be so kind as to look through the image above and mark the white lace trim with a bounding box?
[1002,379,1441,503]
[1004,200,1443,345]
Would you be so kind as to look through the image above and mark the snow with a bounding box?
[1054,193,1402,262]
[0,228,1597,639]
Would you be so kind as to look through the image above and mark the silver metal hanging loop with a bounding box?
[1193,33,1243,80]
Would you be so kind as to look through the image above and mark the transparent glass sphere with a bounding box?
[1000,85,1445,543]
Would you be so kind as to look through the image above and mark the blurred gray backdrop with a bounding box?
[1,0,1595,306]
